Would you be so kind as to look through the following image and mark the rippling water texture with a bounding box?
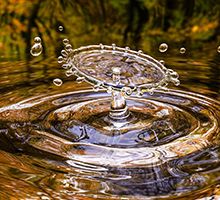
[0,43,220,200]
[1,1,220,199]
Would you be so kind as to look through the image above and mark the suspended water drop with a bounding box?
[30,43,43,57]
[58,56,64,64]
[34,37,41,44]
[159,43,168,53]
[61,50,68,57]
[58,26,63,32]
[217,46,220,53]
[63,38,69,45]
[65,44,72,52]
[76,76,85,83]
[53,78,63,86]
[148,89,154,95]
[180,47,186,54]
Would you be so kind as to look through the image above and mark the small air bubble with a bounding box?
[217,46,220,53]
[30,43,42,57]
[58,26,63,32]
[93,84,101,92]
[65,70,75,77]
[180,47,186,54]
[159,43,168,53]
[53,78,63,86]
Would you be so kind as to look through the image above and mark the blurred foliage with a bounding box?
[0,0,220,59]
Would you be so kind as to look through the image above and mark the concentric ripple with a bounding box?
[0,89,219,199]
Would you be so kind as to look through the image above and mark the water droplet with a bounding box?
[76,77,85,83]
[99,43,104,50]
[65,69,75,77]
[125,46,130,52]
[58,56,64,64]
[30,43,42,57]
[61,50,68,57]
[58,26,63,32]
[107,86,112,93]
[159,43,168,53]
[112,43,116,51]
[65,44,72,52]
[148,89,154,95]
[53,78,63,86]
[136,88,143,97]
[180,47,186,54]
[34,37,41,44]
[93,84,102,92]
[63,38,69,45]
[122,87,132,96]
[62,63,71,69]
[174,79,180,86]
[217,46,220,53]
[138,50,143,55]
[160,60,165,65]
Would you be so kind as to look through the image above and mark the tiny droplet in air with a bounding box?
[180,47,186,54]
[58,26,63,32]
[217,46,220,53]
[53,78,63,86]
[30,43,42,57]
[159,43,168,53]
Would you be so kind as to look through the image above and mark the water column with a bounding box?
[109,67,130,121]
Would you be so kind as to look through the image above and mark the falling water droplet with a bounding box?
[58,56,64,64]
[34,37,41,44]
[159,43,168,53]
[30,43,43,57]
[58,26,63,32]
[63,39,69,45]
[53,78,63,86]
[136,88,143,97]
[149,89,154,95]
[76,77,85,83]
[180,47,186,54]
[174,80,180,86]
[217,46,220,53]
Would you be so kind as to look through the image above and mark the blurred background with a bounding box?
[0,0,219,103]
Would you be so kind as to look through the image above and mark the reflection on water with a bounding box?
[0,0,220,199]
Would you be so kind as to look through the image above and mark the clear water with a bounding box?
[0,42,220,199]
